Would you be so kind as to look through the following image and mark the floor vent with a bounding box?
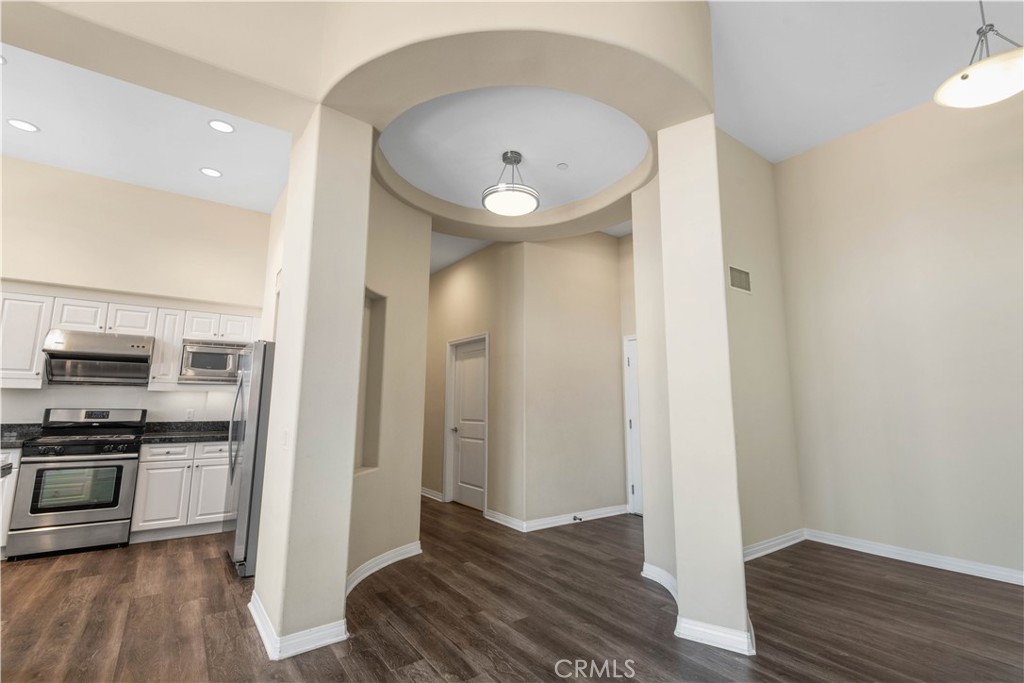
[729,266,752,293]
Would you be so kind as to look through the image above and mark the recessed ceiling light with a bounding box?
[7,119,40,133]
[208,120,235,133]
[556,162,569,171]
[200,167,222,178]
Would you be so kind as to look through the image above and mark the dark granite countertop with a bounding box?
[142,431,229,444]
[142,421,229,444]
[1,424,41,450]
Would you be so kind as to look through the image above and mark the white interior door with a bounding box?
[624,337,644,514]
[449,339,487,510]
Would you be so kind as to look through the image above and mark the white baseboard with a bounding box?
[129,520,235,545]
[248,591,348,661]
[483,509,526,531]
[484,505,628,533]
[675,616,755,655]
[640,562,678,605]
[346,541,422,595]
[804,529,1024,586]
[742,528,806,561]
[420,487,444,502]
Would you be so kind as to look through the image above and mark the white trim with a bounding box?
[443,333,488,508]
[248,591,348,661]
[484,505,629,533]
[129,520,235,544]
[674,616,756,656]
[524,505,628,532]
[483,509,526,532]
[420,487,444,502]
[346,541,422,595]
[640,562,678,604]
[742,528,806,561]
[804,529,1024,586]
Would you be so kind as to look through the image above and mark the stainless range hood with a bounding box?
[43,329,154,386]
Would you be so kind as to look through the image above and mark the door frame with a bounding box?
[622,335,643,514]
[443,333,489,511]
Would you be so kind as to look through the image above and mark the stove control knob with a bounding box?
[102,445,113,453]
[54,446,65,455]
[117,444,128,453]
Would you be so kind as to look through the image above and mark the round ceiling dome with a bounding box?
[377,86,650,214]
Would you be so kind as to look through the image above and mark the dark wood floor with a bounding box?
[2,499,1021,682]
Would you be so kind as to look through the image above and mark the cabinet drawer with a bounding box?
[140,443,194,461]
[196,442,230,459]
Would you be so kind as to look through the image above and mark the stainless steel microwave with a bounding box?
[179,340,250,383]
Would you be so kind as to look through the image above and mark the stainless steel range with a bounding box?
[8,409,145,559]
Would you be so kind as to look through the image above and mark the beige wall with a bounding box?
[775,98,1023,570]
[348,180,431,573]
[717,131,804,546]
[657,116,749,635]
[2,157,269,308]
[630,178,676,576]
[618,235,636,338]
[423,243,526,518]
[523,234,626,518]
[259,190,288,340]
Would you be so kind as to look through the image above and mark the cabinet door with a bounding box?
[106,303,157,336]
[150,309,186,384]
[218,315,253,342]
[187,459,239,524]
[183,311,220,340]
[0,293,54,387]
[52,297,108,332]
[1,466,18,548]
[131,461,192,531]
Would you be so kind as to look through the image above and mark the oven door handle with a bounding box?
[21,454,139,464]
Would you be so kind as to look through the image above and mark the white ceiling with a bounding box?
[0,43,291,213]
[710,1,1024,163]
[378,87,650,212]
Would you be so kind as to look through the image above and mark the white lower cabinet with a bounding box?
[187,459,239,524]
[131,442,237,535]
[131,460,192,531]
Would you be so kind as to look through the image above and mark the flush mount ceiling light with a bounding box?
[935,0,1023,108]
[481,150,540,216]
[200,167,222,178]
[7,119,39,133]
[209,120,235,133]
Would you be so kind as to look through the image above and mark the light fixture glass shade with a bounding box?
[481,182,540,216]
[935,47,1024,108]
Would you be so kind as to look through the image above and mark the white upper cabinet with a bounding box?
[183,311,253,342]
[183,311,220,340]
[0,293,54,388]
[105,303,157,336]
[52,297,108,332]
[150,308,186,384]
[219,314,253,342]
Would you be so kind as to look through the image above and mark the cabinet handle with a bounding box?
[186,465,191,469]
[35,372,40,376]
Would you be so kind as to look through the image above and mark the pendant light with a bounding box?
[482,150,540,216]
[934,0,1023,108]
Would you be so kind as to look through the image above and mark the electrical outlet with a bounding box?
[185,409,195,421]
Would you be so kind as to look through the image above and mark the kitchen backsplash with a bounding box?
[0,384,235,423]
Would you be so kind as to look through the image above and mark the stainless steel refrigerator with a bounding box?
[227,340,275,577]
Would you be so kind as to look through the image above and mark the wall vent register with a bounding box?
[729,266,752,293]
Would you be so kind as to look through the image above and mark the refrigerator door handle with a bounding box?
[228,373,244,481]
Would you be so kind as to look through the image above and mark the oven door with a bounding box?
[179,344,241,383]
[11,456,138,530]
